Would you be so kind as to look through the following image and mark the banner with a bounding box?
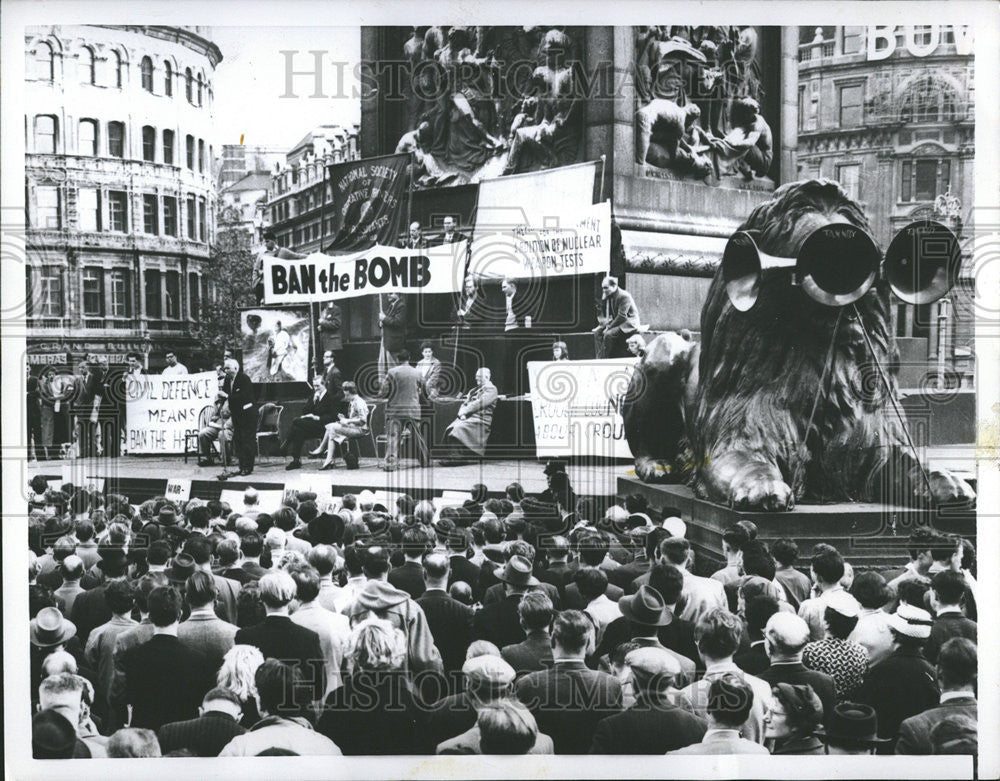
[326,153,410,252]
[125,372,219,454]
[468,200,611,280]
[263,241,467,305]
[240,308,310,384]
[527,358,637,459]
[473,161,600,233]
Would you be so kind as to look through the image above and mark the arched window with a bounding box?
[900,76,959,124]
[141,56,154,92]
[114,51,124,88]
[34,115,58,153]
[164,61,173,96]
[78,119,98,156]
[197,73,203,106]
[185,68,193,103]
[31,41,55,81]
[80,47,96,85]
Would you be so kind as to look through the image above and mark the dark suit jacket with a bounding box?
[380,297,408,353]
[234,615,326,701]
[501,632,553,677]
[608,556,650,590]
[70,583,112,643]
[318,670,423,755]
[483,581,561,611]
[317,304,343,352]
[734,640,770,676]
[473,593,526,650]
[424,691,477,751]
[515,659,623,754]
[322,366,345,407]
[225,371,256,425]
[123,635,215,730]
[417,590,475,677]
[924,613,977,665]
[896,696,978,754]
[856,647,941,747]
[240,561,269,581]
[759,661,838,728]
[300,389,341,427]
[381,363,425,419]
[157,710,247,757]
[563,581,622,611]
[589,699,707,754]
[448,555,481,592]
[388,560,426,600]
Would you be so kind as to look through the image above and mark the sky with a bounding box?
[210,26,362,150]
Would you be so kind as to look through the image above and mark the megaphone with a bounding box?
[722,224,881,311]
[884,220,962,305]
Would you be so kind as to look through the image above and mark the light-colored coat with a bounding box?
[445,381,499,456]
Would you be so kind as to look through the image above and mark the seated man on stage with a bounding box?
[198,384,233,467]
[283,373,340,470]
[313,381,370,470]
[440,367,499,466]
[593,275,641,359]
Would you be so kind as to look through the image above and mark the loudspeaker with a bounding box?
[884,220,962,305]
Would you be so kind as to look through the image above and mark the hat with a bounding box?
[619,585,672,626]
[158,506,178,525]
[818,702,891,747]
[662,516,687,538]
[886,603,933,639]
[462,655,516,688]
[504,511,526,534]
[543,459,568,477]
[772,683,824,727]
[627,512,652,529]
[825,590,860,619]
[308,513,344,546]
[496,555,539,588]
[624,646,681,679]
[433,517,456,538]
[96,546,129,575]
[30,607,77,648]
[32,709,84,758]
[165,553,197,584]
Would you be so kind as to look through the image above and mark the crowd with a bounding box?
[26,468,978,758]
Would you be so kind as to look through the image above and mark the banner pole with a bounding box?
[599,155,607,203]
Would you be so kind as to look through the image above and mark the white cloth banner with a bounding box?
[125,372,219,454]
[527,358,637,458]
[468,200,611,280]
[263,241,467,305]
[474,161,599,231]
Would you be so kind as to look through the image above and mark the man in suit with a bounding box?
[288,567,350,697]
[177,538,240,626]
[593,275,640,359]
[53,556,86,617]
[515,610,622,754]
[474,556,537,650]
[501,592,555,677]
[122,586,215,730]
[219,358,256,478]
[284,373,340,470]
[590,647,706,753]
[610,585,696,688]
[924,570,977,664]
[667,674,769,755]
[425,654,516,751]
[734,595,781,675]
[318,350,344,406]
[70,548,130,643]
[378,291,408,382]
[378,350,429,471]
[659,537,727,626]
[238,532,269,581]
[758,612,837,724]
[233,571,326,703]
[896,637,977,755]
[445,529,481,591]
[417,553,475,691]
[316,303,343,372]
[437,215,467,246]
[157,687,247,757]
[388,526,432,600]
[440,367,499,465]
[176,571,238,669]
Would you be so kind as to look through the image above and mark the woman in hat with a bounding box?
[820,702,892,755]
[764,682,826,755]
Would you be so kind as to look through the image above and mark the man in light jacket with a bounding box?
[440,367,499,466]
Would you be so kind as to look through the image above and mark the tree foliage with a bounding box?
[194,226,255,367]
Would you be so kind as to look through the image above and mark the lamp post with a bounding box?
[932,188,962,391]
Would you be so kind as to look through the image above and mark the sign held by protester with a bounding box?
[125,372,219,454]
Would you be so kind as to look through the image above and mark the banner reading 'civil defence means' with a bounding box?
[125,372,219,454]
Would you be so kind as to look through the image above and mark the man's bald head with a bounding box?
[423,552,450,587]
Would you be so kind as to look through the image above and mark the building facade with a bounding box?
[24,25,222,371]
[796,24,975,387]
[217,143,285,190]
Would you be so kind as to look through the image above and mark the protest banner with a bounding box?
[326,153,410,252]
[527,358,638,459]
[263,241,467,305]
[165,478,192,503]
[125,372,219,454]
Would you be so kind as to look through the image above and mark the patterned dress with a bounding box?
[802,637,870,701]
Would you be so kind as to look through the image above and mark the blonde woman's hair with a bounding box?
[217,644,265,702]
[349,618,405,672]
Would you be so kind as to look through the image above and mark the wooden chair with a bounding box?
[183,405,215,464]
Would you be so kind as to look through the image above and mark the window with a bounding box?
[188,272,200,318]
[913,25,934,47]
[198,198,207,241]
[185,68,193,103]
[842,27,864,55]
[798,86,806,131]
[837,164,861,201]
[143,194,158,234]
[35,186,60,229]
[38,268,64,317]
[163,196,178,236]
[108,121,125,157]
[77,187,100,231]
[144,269,162,318]
[34,115,57,153]
[162,129,174,165]
[900,76,958,123]
[142,126,156,162]
[186,135,195,169]
[108,190,128,232]
[83,268,104,317]
[165,271,181,318]
[901,158,951,202]
[80,47,96,85]
[78,119,98,155]
[197,74,203,106]
[198,139,205,173]
[31,42,55,81]
[114,51,124,88]
[186,195,197,239]
[839,84,863,127]
[141,56,154,92]
[110,269,131,317]
[164,61,173,96]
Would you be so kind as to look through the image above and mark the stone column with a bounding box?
[780,27,800,185]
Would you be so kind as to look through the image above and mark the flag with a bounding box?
[325,153,410,252]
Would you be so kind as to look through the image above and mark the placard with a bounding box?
[125,372,219,454]
[527,358,638,459]
[165,478,192,503]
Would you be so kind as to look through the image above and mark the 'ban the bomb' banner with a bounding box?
[326,153,410,252]
[527,358,637,459]
[125,372,219,454]
[263,241,467,305]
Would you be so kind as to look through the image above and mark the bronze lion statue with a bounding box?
[623,179,975,510]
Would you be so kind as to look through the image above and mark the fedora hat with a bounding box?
[886,604,933,639]
[619,585,672,627]
[496,555,539,588]
[165,552,197,584]
[30,607,77,648]
[817,702,892,747]
[158,505,179,525]
[96,546,129,576]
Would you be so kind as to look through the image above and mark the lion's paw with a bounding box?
[730,474,795,512]
[922,469,976,507]
[634,456,673,483]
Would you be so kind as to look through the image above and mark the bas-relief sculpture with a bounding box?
[395,26,584,188]
[634,26,774,185]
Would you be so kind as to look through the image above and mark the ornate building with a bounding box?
[796,25,975,387]
[24,25,222,371]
